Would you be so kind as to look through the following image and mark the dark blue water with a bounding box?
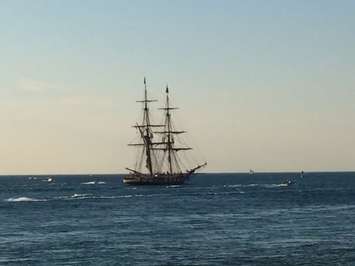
[1,172,355,265]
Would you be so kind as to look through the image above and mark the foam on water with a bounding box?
[81,181,106,185]
[81,181,96,185]
[224,183,290,188]
[5,193,151,202]
[273,183,289,187]
[71,193,92,198]
[5,197,47,202]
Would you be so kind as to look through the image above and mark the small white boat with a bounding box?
[47,177,53,182]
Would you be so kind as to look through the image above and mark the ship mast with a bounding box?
[142,78,154,175]
[128,78,164,175]
[154,86,191,174]
[165,86,173,174]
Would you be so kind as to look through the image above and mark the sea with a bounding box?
[1,172,355,265]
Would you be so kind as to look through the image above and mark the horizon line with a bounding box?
[1,170,355,177]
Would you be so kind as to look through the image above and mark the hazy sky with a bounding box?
[0,0,354,174]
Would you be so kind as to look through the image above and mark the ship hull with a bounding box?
[123,173,192,185]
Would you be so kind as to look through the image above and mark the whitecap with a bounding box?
[245,184,259,187]
[119,195,133,198]
[81,181,96,185]
[224,184,242,188]
[224,184,258,188]
[81,181,106,185]
[263,183,289,188]
[276,183,289,187]
[5,197,46,202]
[226,183,290,189]
[71,193,91,198]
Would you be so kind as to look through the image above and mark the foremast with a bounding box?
[142,78,154,175]
[128,78,163,176]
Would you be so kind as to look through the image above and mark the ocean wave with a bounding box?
[51,194,133,201]
[71,193,92,198]
[5,197,47,202]
[81,181,96,185]
[119,195,133,198]
[268,183,289,188]
[206,191,245,196]
[224,184,242,188]
[224,183,290,189]
[67,194,137,200]
[72,194,151,200]
[5,192,173,203]
[245,184,259,187]
[224,184,258,188]
[81,181,106,185]
[52,194,98,200]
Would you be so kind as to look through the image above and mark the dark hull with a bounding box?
[123,173,192,185]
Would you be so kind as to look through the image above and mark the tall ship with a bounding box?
[124,78,207,185]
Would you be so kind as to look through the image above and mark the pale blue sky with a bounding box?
[0,0,354,174]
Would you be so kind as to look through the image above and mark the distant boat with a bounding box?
[47,177,53,183]
[124,78,207,185]
[249,169,255,175]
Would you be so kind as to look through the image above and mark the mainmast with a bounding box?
[166,86,173,174]
[154,86,191,174]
